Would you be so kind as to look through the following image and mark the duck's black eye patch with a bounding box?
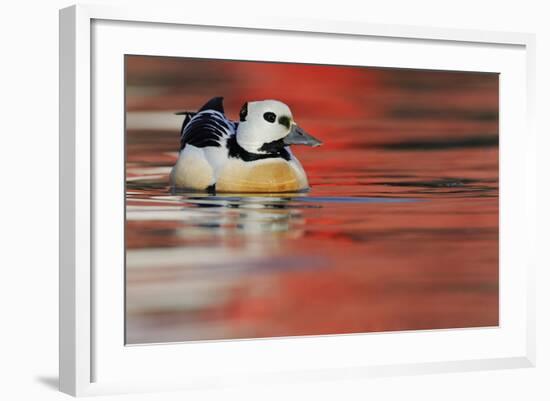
[239,102,248,122]
[263,112,276,123]
[278,116,291,129]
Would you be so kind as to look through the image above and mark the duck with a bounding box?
[169,97,322,193]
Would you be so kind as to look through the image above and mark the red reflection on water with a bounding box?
[124,56,498,343]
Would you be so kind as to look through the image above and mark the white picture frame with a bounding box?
[59,4,536,397]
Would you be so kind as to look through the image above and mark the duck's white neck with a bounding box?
[236,123,270,154]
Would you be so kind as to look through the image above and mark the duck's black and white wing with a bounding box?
[178,97,236,150]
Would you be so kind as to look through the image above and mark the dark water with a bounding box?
[125,56,499,344]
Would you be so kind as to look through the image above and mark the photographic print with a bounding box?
[125,56,498,344]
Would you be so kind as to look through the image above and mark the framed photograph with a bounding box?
[59,4,536,396]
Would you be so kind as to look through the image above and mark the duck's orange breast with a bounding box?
[216,159,308,193]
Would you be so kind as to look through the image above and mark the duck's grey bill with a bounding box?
[283,125,323,147]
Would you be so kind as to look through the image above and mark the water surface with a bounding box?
[125,57,499,344]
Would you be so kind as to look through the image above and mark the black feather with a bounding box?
[239,102,248,122]
[198,96,224,113]
[179,106,235,150]
[179,113,192,140]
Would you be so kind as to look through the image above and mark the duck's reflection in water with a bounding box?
[180,193,309,238]
[125,193,328,344]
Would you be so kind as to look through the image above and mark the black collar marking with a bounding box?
[227,136,291,162]
[259,138,286,154]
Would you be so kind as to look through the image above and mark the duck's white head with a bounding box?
[236,100,322,154]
